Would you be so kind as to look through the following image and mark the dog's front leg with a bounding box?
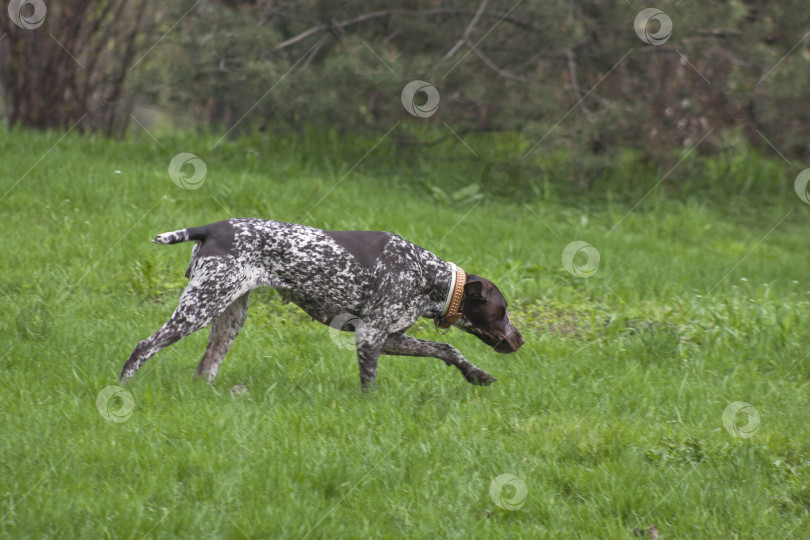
[381,334,496,385]
[354,323,388,392]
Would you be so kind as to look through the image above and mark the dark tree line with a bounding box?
[0,0,151,135]
[1,0,809,161]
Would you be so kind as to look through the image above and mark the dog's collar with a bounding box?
[438,262,466,330]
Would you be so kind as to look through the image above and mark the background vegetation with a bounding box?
[2,1,810,164]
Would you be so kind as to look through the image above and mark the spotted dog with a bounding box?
[119,219,524,390]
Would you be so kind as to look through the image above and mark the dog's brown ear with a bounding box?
[464,280,489,301]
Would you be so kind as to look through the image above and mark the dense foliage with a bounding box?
[2,1,809,164]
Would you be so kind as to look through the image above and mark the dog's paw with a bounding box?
[464,368,497,386]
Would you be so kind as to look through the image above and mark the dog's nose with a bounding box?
[510,328,524,350]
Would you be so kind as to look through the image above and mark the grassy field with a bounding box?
[1,126,809,538]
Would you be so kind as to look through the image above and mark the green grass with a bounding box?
[1,126,809,538]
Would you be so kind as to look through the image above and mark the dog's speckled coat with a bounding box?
[119,219,523,390]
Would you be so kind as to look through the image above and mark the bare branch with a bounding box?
[273,24,326,51]
[465,39,531,82]
[566,49,594,118]
[443,0,489,60]
[272,7,542,52]
[273,10,398,51]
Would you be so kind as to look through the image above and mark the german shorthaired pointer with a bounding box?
[119,219,523,390]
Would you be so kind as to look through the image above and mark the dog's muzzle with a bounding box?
[477,324,524,353]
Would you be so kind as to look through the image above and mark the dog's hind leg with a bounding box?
[119,258,248,382]
[196,292,250,381]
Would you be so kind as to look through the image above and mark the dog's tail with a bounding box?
[153,226,208,245]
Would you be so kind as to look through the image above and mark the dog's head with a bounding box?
[452,274,524,353]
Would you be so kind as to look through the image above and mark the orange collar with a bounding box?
[438,263,466,329]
